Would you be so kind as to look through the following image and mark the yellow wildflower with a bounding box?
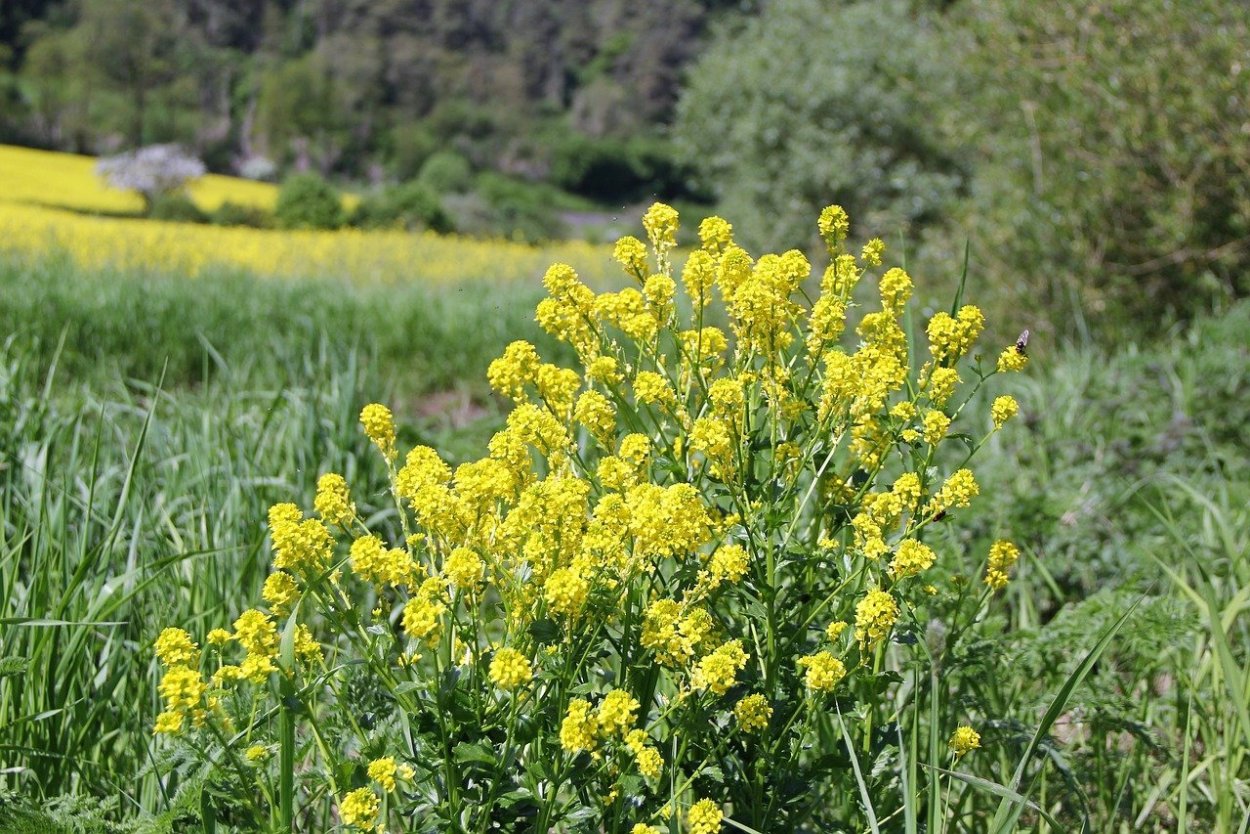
[734,694,772,732]
[997,345,1029,373]
[154,628,199,668]
[368,756,398,792]
[443,547,485,591]
[314,473,354,526]
[709,543,749,585]
[686,799,723,834]
[261,571,300,617]
[991,395,1018,429]
[613,234,649,278]
[698,215,733,253]
[597,690,640,738]
[888,539,937,580]
[545,568,590,617]
[489,648,533,691]
[798,651,846,692]
[984,539,1021,591]
[692,639,749,696]
[642,202,679,250]
[339,787,379,829]
[359,403,396,460]
[949,725,981,758]
[854,589,899,650]
[560,698,598,753]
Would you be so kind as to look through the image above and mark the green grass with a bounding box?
[0,251,570,398]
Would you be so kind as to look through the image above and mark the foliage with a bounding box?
[6,0,720,202]
[351,181,452,234]
[675,0,966,251]
[147,203,1045,831]
[147,192,208,224]
[416,151,474,195]
[547,132,689,203]
[96,144,206,211]
[467,172,569,243]
[949,0,1250,335]
[210,200,271,229]
[275,173,345,231]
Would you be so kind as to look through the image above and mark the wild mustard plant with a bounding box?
[153,204,1028,831]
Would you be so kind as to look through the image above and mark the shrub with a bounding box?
[351,181,452,233]
[150,204,1043,832]
[547,132,689,203]
[96,144,206,213]
[674,0,966,251]
[147,192,208,224]
[275,173,345,230]
[470,172,566,243]
[951,0,1250,334]
[210,200,272,228]
[416,151,474,195]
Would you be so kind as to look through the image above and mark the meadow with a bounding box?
[0,151,1247,833]
[0,146,617,286]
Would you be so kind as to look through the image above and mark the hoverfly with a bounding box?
[1014,329,1030,355]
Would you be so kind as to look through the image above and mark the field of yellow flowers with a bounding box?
[0,144,615,285]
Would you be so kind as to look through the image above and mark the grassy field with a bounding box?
[0,145,618,285]
[0,246,1245,830]
[0,157,1247,833]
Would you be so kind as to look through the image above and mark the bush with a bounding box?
[416,151,474,195]
[351,181,452,233]
[210,200,272,228]
[469,172,566,243]
[674,0,966,251]
[547,132,690,203]
[147,192,208,224]
[950,0,1250,334]
[274,173,345,230]
[150,203,1048,832]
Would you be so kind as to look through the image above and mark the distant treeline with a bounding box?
[0,0,753,201]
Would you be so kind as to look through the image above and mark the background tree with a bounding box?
[947,0,1250,336]
[674,0,967,252]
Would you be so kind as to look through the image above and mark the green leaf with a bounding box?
[528,618,560,645]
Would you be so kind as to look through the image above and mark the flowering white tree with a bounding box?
[96,144,206,210]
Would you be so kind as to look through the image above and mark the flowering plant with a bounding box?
[153,204,1027,832]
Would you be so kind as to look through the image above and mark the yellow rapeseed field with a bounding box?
[0,144,616,285]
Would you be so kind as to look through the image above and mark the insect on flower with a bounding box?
[1014,329,1030,355]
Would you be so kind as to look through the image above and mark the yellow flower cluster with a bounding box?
[351,535,417,588]
[692,640,749,696]
[154,628,206,735]
[489,647,533,691]
[339,787,379,829]
[949,725,981,758]
[984,539,1022,591]
[314,473,355,526]
[686,799,724,834]
[268,503,334,576]
[991,395,1019,429]
[854,590,900,651]
[798,651,847,692]
[560,699,599,753]
[626,729,664,779]
[149,201,1026,830]
[733,694,773,732]
[888,539,937,581]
